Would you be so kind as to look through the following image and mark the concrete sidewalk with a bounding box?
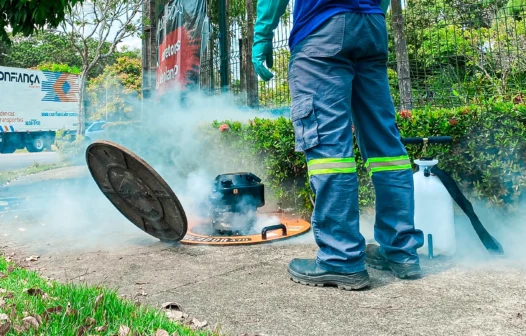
[1,165,88,187]
[1,168,525,335]
[3,236,525,336]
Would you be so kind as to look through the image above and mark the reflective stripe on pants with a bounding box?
[365,156,412,176]
[308,158,357,176]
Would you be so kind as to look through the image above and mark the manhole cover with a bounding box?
[86,140,187,241]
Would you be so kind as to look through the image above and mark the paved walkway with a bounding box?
[0,152,60,172]
[1,169,525,335]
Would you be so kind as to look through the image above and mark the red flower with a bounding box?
[513,94,524,105]
[219,124,230,132]
[399,109,412,119]
[449,118,458,126]
[461,108,470,115]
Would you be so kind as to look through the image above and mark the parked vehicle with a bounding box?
[0,66,80,154]
[84,121,107,143]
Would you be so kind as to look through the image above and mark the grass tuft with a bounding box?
[0,256,216,336]
[0,162,69,186]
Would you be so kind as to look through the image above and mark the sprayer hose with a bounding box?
[430,166,504,255]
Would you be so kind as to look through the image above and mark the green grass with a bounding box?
[0,256,215,335]
[14,146,58,154]
[0,162,69,185]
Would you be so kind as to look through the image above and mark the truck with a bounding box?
[0,65,80,154]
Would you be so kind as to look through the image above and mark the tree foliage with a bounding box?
[254,0,526,109]
[60,0,143,134]
[87,56,142,122]
[0,0,83,43]
[0,30,139,78]
[0,31,82,69]
[399,0,526,106]
[37,62,82,74]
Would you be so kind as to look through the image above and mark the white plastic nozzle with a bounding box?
[414,159,439,167]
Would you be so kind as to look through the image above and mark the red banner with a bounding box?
[156,0,207,99]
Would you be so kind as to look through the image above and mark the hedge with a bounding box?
[64,101,525,215]
[211,101,526,214]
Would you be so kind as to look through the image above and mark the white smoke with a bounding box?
[1,73,524,265]
[0,80,303,252]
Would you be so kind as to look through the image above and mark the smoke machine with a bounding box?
[209,173,265,234]
[86,140,311,246]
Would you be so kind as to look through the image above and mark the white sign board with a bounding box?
[0,66,80,134]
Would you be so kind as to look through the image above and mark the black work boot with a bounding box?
[287,259,370,291]
[365,244,422,279]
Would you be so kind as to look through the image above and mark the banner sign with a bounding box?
[156,0,208,99]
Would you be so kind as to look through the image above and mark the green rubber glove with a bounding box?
[380,0,390,14]
[253,0,290,81]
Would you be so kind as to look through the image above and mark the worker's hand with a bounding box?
[252,39,274,82]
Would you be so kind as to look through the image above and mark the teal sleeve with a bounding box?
[380,0,390,14]
[254,0,290,43]
[252,0,290,81]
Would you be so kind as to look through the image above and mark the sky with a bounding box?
[121,35,142,50]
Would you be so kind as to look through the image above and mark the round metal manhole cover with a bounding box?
[86,140,187,241]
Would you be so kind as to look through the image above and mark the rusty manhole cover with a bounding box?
[86,140,187,241]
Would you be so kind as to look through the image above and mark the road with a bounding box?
[0,152,60,172]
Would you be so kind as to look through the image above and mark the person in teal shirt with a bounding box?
[252,0,425,290]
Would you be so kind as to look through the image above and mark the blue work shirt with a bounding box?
[289,0,385,50]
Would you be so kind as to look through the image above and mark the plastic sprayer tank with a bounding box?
[413,159,456,256]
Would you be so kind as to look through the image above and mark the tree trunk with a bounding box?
[225,0,231,87]
[201,2,214,93]
[209,37,215,92]
[77,72,88,136]
[245,0,258,108]
[240,38,246,94]
[391,0,413,111]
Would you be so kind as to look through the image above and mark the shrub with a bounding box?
[76,101,525,215]
[54,131,86,165]
[212,101,526,214]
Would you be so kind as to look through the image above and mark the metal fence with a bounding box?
[200,0,526,110]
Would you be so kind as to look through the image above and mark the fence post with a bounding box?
[141,0,157,102]
[219,0,229,92]
[391,0,413,111]
[245,0,259,108]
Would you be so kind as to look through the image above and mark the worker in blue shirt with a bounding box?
[252,0,425,290]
